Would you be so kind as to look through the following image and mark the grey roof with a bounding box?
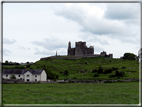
[3,69,43,75]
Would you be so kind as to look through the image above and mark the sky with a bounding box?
[3,3,140,63]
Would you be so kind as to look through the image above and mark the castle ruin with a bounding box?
[68,41,94,56]
[40,41,113,60]
[67,41,113,58]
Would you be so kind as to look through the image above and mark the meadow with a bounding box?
[3,82,139,104]
[3,57,139,80]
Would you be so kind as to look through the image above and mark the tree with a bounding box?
[64,70,69,76]
[123,53,137,60]
[5,60,8,64]
[97,66,103,74]
[10,73,16,79]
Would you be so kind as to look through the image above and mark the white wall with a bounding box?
[40,70,47,81]
[3,74,11,79]
[24,71,33,82]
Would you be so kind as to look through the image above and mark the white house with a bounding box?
[2,69,47,82]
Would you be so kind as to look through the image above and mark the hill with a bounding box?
[3,57,139,81]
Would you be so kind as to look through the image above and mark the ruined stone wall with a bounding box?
[86,48,94,55]
[68,48,75,55]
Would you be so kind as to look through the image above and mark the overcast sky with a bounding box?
[3,3,140,63]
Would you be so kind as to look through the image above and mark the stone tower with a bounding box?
[68,41,71,49]
[67,41,94,56]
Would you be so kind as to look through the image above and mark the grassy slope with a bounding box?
[3,57,139,80]
[3,82,139,104]
[32,57,139,80]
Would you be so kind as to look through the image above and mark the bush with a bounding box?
[92,69,98,73]
[121,66,126,69]
[97,66,103,74]
[26,64,30,68]
[104,68,113,74]
[64,70,69,76]
[44,68,58,80]
[123,53,137,60]
[94,74,99,77]
[115,71,125,77]
[10,73,16,79]
[109,74,116,78]
[112,67,118,71]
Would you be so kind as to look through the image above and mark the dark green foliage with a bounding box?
[44,68,58,80]
[26,64,30,68]
[104,68,113,74]
[109,74,116,78]
[92,69,97,73]
[64,70,69,76]
[97,66,103,74]
[14,66,25,69]
[115,71,125,77]
[94,74,99,77]
[123,53,137,60]
[5,60,8,64]
[121,66,126,69]
[10,73,16,79]
[112,67,118,71]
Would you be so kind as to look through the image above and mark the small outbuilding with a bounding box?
[2,69,47,82]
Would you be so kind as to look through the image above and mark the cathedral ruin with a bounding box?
[67,41,113,58]
[40,41,113,60]
[68,41,94,56]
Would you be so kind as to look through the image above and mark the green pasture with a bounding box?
[3,57,139,80]
[3,82,139,104]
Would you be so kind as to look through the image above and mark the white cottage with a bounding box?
[2,69,47,82]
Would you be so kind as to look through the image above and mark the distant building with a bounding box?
[67,41,113,58]
[68,41,94,56]
[40,41,113,60]
[2,69,47,82]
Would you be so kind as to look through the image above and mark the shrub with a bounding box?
[10,73,16,79]
[121,66,126,69]
[97,66,103,74]
[123,53,137,60]
[94,74,99,77]
[112,67,118,71]
[109,74,116,78]
[104,68,113,74]
[26,64,30,68]
[115,71,125,77]
[92,69,98,73]
[64,70,69,76]
[44,68,58,80]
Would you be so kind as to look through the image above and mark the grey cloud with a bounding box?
[79,33,109,45]
[32,37,67,50]
[3,48,11,56]
[18,46,30,50]
[104,3,139,20]
[94,46,104,53]
[54,4,139,44]
[3,38,16,44]
[34,49,55,56]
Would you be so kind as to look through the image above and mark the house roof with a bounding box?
[3,69,43,75]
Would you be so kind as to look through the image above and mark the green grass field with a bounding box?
[3,57,139,80]
[3,82,139,104]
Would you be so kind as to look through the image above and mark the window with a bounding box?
[20,78,22,80]
[27,75,29,77]
[35,75,37,77]
[35,79,37,81]
[19,75,20,77]
[27,79,29,82]
[6,75,8,77]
